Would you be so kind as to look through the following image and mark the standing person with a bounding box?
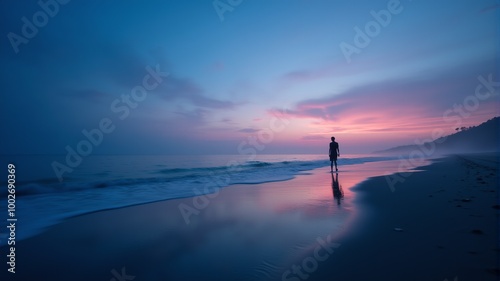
[329,137,340,172]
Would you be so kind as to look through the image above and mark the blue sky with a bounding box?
[1,0,499,155]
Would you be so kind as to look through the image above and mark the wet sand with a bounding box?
[1,154,498,281]
[309,153,499,281]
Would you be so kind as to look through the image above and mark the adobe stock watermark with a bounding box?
[51,64,169,182]
[282,234,340,281]
[213,0,243,22]
[178,108,291,224]
[385,73,499,192]
[110,267,135,281]
[339,0,403,63]
[7,0,71,54]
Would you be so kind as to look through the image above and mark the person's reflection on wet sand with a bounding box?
[332,172,344,205]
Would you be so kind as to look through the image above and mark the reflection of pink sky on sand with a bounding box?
[248,159,420,217]
[161,159,423,279]
[210,159,422,227]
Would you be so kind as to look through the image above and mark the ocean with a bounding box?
[0,154,396,245]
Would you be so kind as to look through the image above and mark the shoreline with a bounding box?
[1,153,498,280]
[4,154,397,246]
[1,158,402,280]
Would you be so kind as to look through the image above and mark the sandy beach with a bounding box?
[311,152,499,281]
[2,153,498,281]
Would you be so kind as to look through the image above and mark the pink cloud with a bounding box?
[269,73,500,145]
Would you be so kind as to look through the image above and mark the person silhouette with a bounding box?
[331,172,344,205]
[329,137,340,172]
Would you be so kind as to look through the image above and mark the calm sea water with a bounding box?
[0,154,395,245]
